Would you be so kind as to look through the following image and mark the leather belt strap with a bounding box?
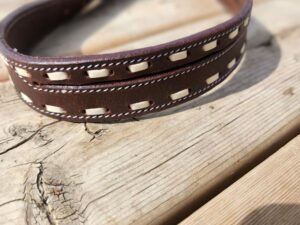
[0,0,253,123]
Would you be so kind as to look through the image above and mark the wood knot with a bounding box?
[24,163,85,225]
[283,87,295,96]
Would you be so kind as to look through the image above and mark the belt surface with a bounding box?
[0,0,253,123]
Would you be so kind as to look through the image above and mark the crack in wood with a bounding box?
[24,162,85,225]
[84,123,108,142]
[36,162,56,225]
[0,121,59,155]
[0,198,24,208]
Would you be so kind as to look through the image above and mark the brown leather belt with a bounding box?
[0,0,252,123]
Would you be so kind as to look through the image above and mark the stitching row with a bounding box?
[19,39,243,94]
[6,16,249,72]
[28,73,229,120]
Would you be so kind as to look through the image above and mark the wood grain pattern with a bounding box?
[32,0,227,56]
[0,0,299,225]
[180,135,300,225]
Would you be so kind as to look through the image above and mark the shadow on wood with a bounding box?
[150,19,285,225]
[144,18,282,121]
[240,204,300,225]
[32,0,136,56]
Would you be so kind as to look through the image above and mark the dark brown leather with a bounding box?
[0,0,253,123]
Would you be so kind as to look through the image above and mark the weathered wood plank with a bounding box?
[31,0,268,56]
[0,0,299,225]
[32,0,227,56]
[180,136,300,225]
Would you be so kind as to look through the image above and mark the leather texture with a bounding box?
[0,0,253,123]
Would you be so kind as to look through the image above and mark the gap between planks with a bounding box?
[180,135,300,225]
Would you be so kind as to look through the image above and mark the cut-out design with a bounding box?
[130,101,151,110]
[46,72,69,81]
[128,62,149,73]
[206,73,220,85]
[80,0,103,15]
[228,58,237,69]
[16,67,31,78]
[20,92,32,103]
[87,69,112,78]
[170,89,190,100]
[169,51,188,62]
[244,17,250,26]
[241,43,246,54]
[84,107,108,116]
[203,40,218,52]
[45,105,66,114]
[229,29,239,39]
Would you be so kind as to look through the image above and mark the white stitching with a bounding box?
[28,72,230,120]
[6,17,249,72]
[18,39,240,94]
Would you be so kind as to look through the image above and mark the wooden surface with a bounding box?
[0,0,299,225]
[180,135,300,225]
